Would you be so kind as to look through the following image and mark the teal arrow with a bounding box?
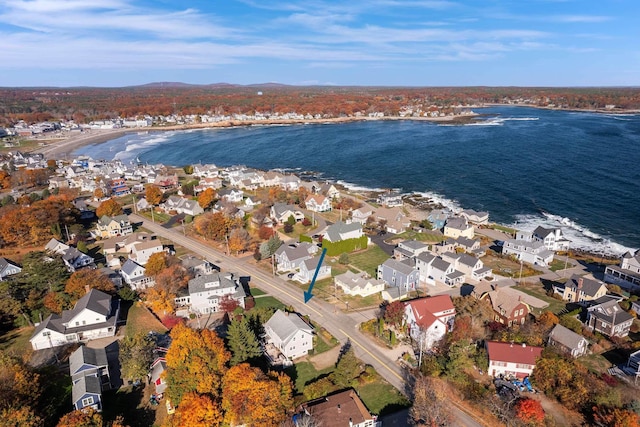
[304,247,327,303]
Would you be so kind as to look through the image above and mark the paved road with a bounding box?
[131,214,483,426]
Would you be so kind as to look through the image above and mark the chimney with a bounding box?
[521,343,526,348]
[337,404,341,413]
[85,285,91,294]
[577,278,583,289]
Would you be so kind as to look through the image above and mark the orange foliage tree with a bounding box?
[144,252,168,277]
[197,188,216,209]
[593,406,640,427]
[145,185,163,206]
[193,212,241,241]
[56,408,103,427]
[165,323,230,405]
[222,363,294,427]
[514,398,545,425]
[95,198,122,218]
[64,269,116,301]
[173,392,223,427]
[0,353,42,424]
[43,291,69,314]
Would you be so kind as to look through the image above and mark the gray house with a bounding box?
[377,258,419,292]
[0,257,21,280]
[548,324,589,358]
[586,296,634,338]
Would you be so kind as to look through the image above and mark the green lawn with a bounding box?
[253,296,286,311]
[137,210,172,224]
[355,381,410,416]
[250,287,267,296]
[0,326,34,356]
[285,361,334,393]
[515,285,566,314]
[311,328,339,355]
[125,302,168,338]
[393,230,445,243]
[549,258,574,272]
[349,246,389,277]
[491,224,517,234]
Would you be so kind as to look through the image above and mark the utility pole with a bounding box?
[518,260,523,285]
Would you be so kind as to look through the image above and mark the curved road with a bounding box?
[131,213,484,427]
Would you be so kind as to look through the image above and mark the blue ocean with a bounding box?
[74,107,640,255]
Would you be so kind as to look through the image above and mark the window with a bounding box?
[42,331,50,337]
[81,397,94,406]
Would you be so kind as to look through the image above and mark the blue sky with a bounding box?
[0,0,638,87]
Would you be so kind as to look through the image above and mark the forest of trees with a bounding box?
[1,85,640,125]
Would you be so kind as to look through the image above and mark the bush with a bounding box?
[339,252,350,265]
[299,234,312,243]
[184,215,193,224]
[283,223,294,233]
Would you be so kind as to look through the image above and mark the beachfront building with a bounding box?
[501,238,554,267]
[443,217,474,239]
[604,249,640,292]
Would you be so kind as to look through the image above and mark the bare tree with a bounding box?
[410,375,452,427]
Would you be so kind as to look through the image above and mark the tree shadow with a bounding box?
[102,385,155,427]
[601,347,630,366]
[460,284,475,297]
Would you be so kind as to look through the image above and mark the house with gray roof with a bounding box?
[323,221,364,243]
[69,345,110,382]
[443,217,474,239]
[30,289,120,350]
[548,324,589,358]
[334,271,386,297]
[120,259,154,291]
[294,256,332,284]
[0,257,21,280]
[61,246,95,272]
[605,249,640,292]
[532,226,570,251]
[377,258,419,292]
[270,203,305,224]
[263,309,314,362]
[73,375,103,412]
[459,209,489,225]
[554,274,608,303]
[274,242,317,272]
[502,238,554,267]
[441,252,493,281]
[586,296,634,338]
[160,195,204,216]
[415,253,464,287]
[175,272,246,315]
[394,240,430,260]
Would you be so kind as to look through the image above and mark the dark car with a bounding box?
[287,273,295,279]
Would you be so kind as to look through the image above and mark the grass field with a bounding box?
[515,283,567,314]
[250,287,267,296]
[0,326,34,356]
[549,258,574,272]
[125,302,168,338]
[349,246,389,277]
[392,229,445,243]
[285,361,334,393]
[253,295,286,311]
[356,381,410,416]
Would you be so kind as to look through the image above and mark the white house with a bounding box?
[443,217,474,239]
[403,295,456,350]
[119,259,154,291]
[502,238,555,267]
[334,271,386,297]
[271,203,305,224]
[305,194,332,212]
[323,221,364,243]
[604,249,640,291]
[294,256,332,284]
[30,289,120,350]
[175,272,246,315]
[485,341,543,379]
[0,257,22,280]
[128,239,164,266]
[263,309,314,361]
[274,242,318,272]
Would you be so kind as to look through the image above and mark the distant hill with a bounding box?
[136,82,290,89]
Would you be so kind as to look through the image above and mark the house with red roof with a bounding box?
[485,341,543,379]
[403,295,455,349]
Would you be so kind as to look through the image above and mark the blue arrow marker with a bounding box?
[304,247,327,303]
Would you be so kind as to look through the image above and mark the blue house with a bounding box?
[377,258,419,293]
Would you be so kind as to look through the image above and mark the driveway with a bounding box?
[369,232,396,256]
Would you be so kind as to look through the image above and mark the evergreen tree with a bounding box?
[227,316,262,365]
[331,346,363,388]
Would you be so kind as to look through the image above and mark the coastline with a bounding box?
[33,113,478,159]
[481,102,640,115]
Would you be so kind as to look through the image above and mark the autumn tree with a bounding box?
[173,392,223,427]
[95,198,122,218]
[226,316,262,365]
[198,188,216,209]
[65,269,116,301]
[258,225,275,240]
[0,353,42,426]
[537,311,559,330]
[154,264,189,294]
[43,291,69,314]
[145,184,163,206]
[222,363,294,427]
[410,375,452,427]
[514,398,545,426]
[119,333,156,382]
[144,288,176,316]
[383,301,405,328]
[228,228,250,254]
[165,323,230,405]
[194,212,238,241]
[93,188,104,200]
[531,352,590,410]
[259,236,283,259]
[56,408,103,427]
[593,405,640,427]
[144,252,168,277]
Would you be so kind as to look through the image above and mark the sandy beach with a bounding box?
[33,113,479,160]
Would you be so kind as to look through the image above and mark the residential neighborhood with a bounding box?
[0,148,639,427]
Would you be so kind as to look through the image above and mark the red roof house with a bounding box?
[485,341,543,379]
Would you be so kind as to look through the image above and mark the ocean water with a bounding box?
[74,107,640,255]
